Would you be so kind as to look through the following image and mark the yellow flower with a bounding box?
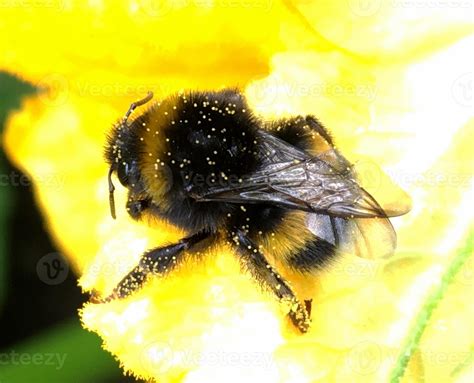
[2,1,473,382]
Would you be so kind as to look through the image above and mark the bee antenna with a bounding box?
[122,91,154,127]
[108,165,116,219]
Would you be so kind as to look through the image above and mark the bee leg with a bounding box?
[91,231,210,303]
[304,299,312,317]
[234,230,311,333]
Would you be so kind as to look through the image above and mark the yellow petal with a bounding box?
[0,0,288,86]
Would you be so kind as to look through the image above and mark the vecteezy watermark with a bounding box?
[37,73,176,106]
[348,0,471,17]
[0,350,67,370]
[86,258,143,280]
[36,252,69,285]
[346,341,384,375]
[455,253,473,287]
[0,171,65,189]
[37,73,69,107]
[345,341,472,376]
[247,77,378,108]
[137,0,274,18]
[451,72,472,108]
[347,0,382,17]
[141,341,176,375]
[386,170,471,189]
[0,0,65,9]
[195,0,274,11]
[390,0,471,9]
[75,81,175,99]
[141,341,276,375]
[137,0,175,18]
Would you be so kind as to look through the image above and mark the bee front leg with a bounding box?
[234,230,311,333]
[91,231,210,303]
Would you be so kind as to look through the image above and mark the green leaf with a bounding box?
[389,230,474,383]
[0,319,125,383]
[0,71,36,309]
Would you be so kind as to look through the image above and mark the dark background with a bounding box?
[0,72,141,382]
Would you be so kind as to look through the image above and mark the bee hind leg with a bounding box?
[90,230,210,303]
[234,230,311,333]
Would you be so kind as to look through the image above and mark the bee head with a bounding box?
[105,92,154,219]
[107,159,145,219]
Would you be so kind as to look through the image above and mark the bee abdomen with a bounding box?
[286,238,337,272]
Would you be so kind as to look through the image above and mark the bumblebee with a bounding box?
[94,89,410,333]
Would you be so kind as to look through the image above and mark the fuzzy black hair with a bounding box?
[267,115,334,153]
[157,89,261,232]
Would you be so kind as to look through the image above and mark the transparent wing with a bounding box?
[307,214,396,259]
[196,130,392,218]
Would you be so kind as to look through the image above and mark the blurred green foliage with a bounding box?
[0,319,125,383]
[0,72,36,309]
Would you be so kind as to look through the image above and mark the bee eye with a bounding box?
[117,162,130,186]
